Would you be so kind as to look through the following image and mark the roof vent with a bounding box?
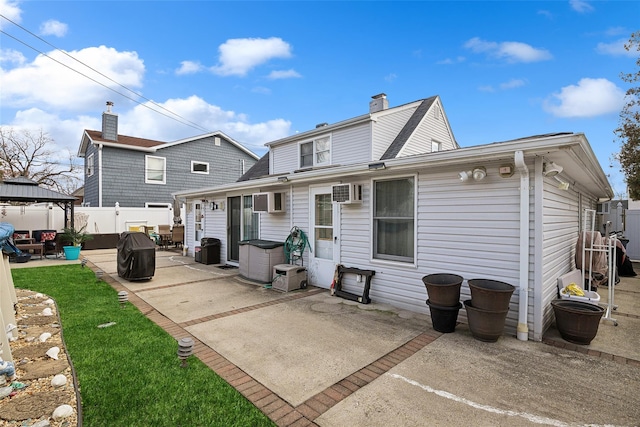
[316,122,328,128]
[369,93,388,113]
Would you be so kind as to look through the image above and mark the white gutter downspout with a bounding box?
[515,151,530,341]
[98,144,103,208]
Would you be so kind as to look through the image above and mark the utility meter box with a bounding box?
[272,264,307,292]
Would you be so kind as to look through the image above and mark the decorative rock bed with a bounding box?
[0,289,79,427]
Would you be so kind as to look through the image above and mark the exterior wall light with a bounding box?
[459,167,487,182]
[543,161,563,177]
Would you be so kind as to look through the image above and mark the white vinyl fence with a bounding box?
[0,203,184,235]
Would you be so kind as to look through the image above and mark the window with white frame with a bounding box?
[191,161,209,174]
[431,140,441,152]
[300,135,331,168]
[373,176,415,263]
[86,153,94,177]
[145,155,166,184]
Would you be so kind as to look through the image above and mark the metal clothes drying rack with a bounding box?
[581,209,618,326]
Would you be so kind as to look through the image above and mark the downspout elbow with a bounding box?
[515,151,530,341]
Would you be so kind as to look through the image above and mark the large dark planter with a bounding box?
[468,279,515,311]
[422,274,463,307]
[551,299,605,345]
[426,300,462,333]
[463,300,509,342]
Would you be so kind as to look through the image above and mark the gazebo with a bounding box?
[0,177,77,228]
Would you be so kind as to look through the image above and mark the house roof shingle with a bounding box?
[85,130,165,148]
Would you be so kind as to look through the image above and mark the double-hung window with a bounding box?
[145,155,166,184]
[373,176,415,263]
[86,154,94,177]
[300,135,331,168]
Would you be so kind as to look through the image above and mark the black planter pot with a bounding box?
[468,279,515,311]
[551,299,605,345]
[426,300,462,333]
[463,300,509,342]
[422,274,464,307]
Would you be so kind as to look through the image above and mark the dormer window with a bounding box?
[300,136,331,168]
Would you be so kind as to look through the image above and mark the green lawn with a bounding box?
[11,265,275,427]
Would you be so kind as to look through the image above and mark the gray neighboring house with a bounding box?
[78,104,260,208]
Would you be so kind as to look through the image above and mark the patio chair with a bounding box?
[158,224,171,249]
[12,230,32,245]
[171,225,184,249]
[33,229,59,258]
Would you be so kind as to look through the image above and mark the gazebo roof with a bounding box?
[0,177,76,203]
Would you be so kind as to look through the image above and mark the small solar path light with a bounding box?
[117,291,128,308]
[95,270,104,281]
[81,257,87,268]
[177,337,194,367]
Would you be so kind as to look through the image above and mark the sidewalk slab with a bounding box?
[318,328,640,426]
[137,277,286,323]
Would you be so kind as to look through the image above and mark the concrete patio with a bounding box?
[11,248,640,426]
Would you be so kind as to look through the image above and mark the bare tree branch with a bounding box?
[0,126,81,194]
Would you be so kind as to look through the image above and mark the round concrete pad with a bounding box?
[318,329,640,426]
[186,294,428,407]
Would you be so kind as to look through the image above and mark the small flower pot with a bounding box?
[426,300,462,333]
[551,299,605,345]
[63,245,81,261]
[422,274,463,307]
[468,279,515,311]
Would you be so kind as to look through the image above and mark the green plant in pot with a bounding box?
[60,225,93,260]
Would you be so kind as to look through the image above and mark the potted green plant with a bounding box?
[60,225,93,260]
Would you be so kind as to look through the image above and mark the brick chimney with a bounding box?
[101,101,118,141]
[369,93,388,113]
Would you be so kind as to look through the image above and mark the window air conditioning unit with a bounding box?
[596,202,611,215]
[252,192,285,213]
[332,184,362,204]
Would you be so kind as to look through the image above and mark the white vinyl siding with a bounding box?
[372,106,417,160]
[145,155,166,184]
[399,102,456,157]
[331,124,371,165]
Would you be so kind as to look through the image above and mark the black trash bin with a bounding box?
[117,232,155,280]
[198,237,220,265]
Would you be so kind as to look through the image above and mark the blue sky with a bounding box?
[1,0,638,196]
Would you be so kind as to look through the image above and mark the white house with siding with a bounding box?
[173,94,613,342]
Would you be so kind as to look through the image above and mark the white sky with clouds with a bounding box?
[0,0,638,196]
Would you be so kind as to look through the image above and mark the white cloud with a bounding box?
[570,0,594,13]
[437,56,465,65]
[0,45,145,111]
[596,38,637,57]
[500,79,526,90]
[120,96,291,153]
[0,0,22,30]
[464,37,552,63]
[543,78,625,118]
[0,48,26,65]
[176,60,204,75]
[537,10,554,19]
[39,19,68,37]
[211,37,293,77]
[384,73,397,82]
[267,69,301,79]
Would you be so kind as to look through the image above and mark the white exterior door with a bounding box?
[192,202,203,250]
[308,186,339,288]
